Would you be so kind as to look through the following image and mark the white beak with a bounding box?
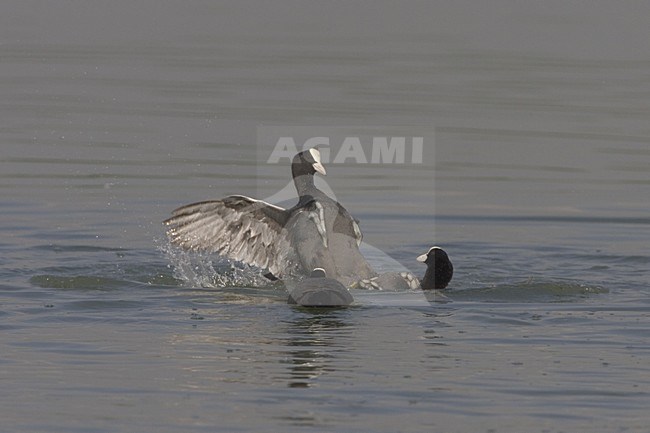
[313,161,326,176]
[416,253,427,262]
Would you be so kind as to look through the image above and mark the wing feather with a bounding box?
[163,195,295,277]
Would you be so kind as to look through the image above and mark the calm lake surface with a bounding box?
[2,2,650,432]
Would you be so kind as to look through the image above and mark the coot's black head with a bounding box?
[417,246,453,290]
[287,267,354,307]
[292,148,326,178]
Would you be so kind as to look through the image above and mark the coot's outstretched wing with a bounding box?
[163,195,294,277]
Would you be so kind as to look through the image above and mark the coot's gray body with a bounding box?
[164,148,376,285]
[354,247,453,291]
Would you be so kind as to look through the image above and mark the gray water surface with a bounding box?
[2,2,650,432]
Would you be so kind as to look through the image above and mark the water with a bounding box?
[2,1,650,432]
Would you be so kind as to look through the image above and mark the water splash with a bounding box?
[156,237,274,288]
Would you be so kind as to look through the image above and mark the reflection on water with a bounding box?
[283,312,353,389]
